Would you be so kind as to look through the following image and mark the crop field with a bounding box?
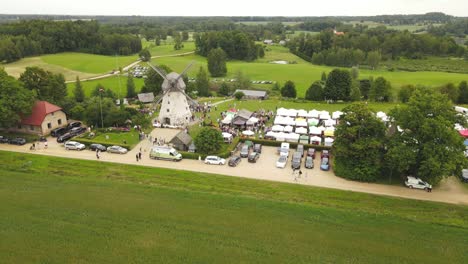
[0,151,467,263]
[66,75,145,97]
[382,56,468,74]
[344,21,428,32]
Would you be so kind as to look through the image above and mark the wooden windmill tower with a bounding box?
[148,62,197,128]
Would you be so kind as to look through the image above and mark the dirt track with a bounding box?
[2,128,468,206]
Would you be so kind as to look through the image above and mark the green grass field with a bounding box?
[142,40,195,57]
[91,130,141,147]
[0,151,467,263]
[67,75,145,97]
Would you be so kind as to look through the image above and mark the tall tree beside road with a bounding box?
[73,76,85,103]
[0,69,35,128]
[196,66,210,97]
[139,48,151,62]
[207,48,227,77]
[386,87,466,184]
[126,74,137,98]
[194,127,223,154]
[324,69,352,101]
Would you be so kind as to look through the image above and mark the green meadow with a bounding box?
[0,151,467,263]
[67,75,145,97]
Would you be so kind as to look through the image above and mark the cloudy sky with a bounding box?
[2,0,467,17]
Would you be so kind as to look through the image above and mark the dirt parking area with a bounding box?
[1,128,468,205]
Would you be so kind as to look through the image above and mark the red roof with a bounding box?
[21,101,62,126]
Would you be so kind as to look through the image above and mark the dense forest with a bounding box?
[0,20,141,63]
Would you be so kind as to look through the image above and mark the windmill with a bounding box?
[147,62,197,128]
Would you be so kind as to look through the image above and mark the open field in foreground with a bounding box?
[0,151,467,263]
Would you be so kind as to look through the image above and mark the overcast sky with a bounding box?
[2,0,467,17]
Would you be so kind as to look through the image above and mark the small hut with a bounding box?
[170,131,193,151]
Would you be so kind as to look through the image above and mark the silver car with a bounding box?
[64,141,85,151]
[107,145,128,154]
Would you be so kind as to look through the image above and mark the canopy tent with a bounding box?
[297,109,308,117]
[317,126,326,132]
[295,127,308,134]
[376,111,388,122]
[455,123,464,131]
[309,126,322,135]
[221,116,232,124]
[242,130,255,136]
[324,119,336,127]
[310,135,322,145]
[272,125,285,132]
[284,125,294,133]
[332,111,343,120]
[286,109,298,117]
[459,130,468,138]
[309,109,319,118]
[299,135,309,144]
[265,131,278,138]
[275,132,288,141]
[274,116,284,125]
[276,107,289,116]
[307,118,319,126]
[274,116,295,125]
[319,110,330,120]
[324,128,335,137]
[324,137,335,146]
[285,133,300,142]
[246,117,259,125]
[222,132,233,139]
[295,118,308,127]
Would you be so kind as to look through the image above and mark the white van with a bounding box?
[149,146,182,161]
[405,176,432,192]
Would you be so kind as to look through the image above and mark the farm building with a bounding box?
[137,92,155,104]
[170,131,193,151]
[234,89,268,100]
[263,39,273,45]
[11,101,67,135]
[232,109,253,127]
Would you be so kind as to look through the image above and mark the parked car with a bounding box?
[240,145,250,158]
[107,145,128,154]
[307,148,316,159]
[67,121,82,130]
[9,137,26,145]
[320,157,330,171]
[69,126,86,136]
[305,156,314,169]
[64,141,86,151]
[276,155,287,168]
[462,169,468,183]
[50,127,67,137]
[228,156,241,167]
[291,151,302,169]
[253,144,262,154]
[297,144,304,157]
[0,136,9,143]
[277,142,290,157]
[248,152,260,163]
[321,150,330,158]
[204,156,226,165]
[57,133,73,143]
[405,176,432,192]
[89,143,106,152]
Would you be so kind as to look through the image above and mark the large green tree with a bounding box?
[438,83,459,102]
[138,48,151,62]
[19,66,67,105]
[196,66,210,97]
[218,82,230,96]
[207,48,227,77]
[324,69,352,101]
[333,103,387,182]
[0,69,36,128]
[386,87,466,184]
[194,127,223,154]
[142,64,172,95]
[73,76,85,103]
[398,85,416,103]
[366,51,381,69]
[305,81,324,101]
[281,80,297,98]
[369,77,392,102]
[458,81,468,104]
[126,74,137,98]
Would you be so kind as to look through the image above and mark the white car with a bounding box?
[204,156,226,165]
[276,155,287,168]
[64,141,85,150]
[405,176,432,192]
[107,145,128,154]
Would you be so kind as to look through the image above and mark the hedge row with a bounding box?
[73,137,133,150]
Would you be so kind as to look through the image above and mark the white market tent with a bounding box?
[332,111,343,120]
[265,131,278,138]
[319,111,331,120]
[309,109,319,118]
[272,124,285,132]
[246,117,259,125]
[275,132,288,141]
[324,119,336,127]
[284,116,295,126]
[221,116,232,124]
[285,133,300,142]
[222,132,233,140]
[310,135,322,145]
[324,137,335,146]
[324,127,335,137]
[276,107,289,116]
[274,116,284,125]
[295,127,308,134]
[286,109,298,117]
[295,118,308,127]
[284,125,294,133]
[242,130,255,136]
[297,109,308,117]
[309,126,322,135]
[307,118,319,126]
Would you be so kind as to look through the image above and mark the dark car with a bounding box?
[305,156,314,169]
[321,150,330,158]
[307,148,316,159]
[89,143,106,152]
[67,121,82,130]
[253,144,262,154]
[228,156,241,167]
[291,151,302,169]
[0,136,9,143]
[240,145,250,158]
[70,126,86,136]
[248,152,260,163]
[9,137,26,145]
[57,133,73,143]
[297,144,305,157]
[50,127,67,137]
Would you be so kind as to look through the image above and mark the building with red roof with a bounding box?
[13,101,68,135]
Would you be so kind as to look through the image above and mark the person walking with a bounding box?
[138,151,142,160]
[96,150,100,160]
[136,153,139,162]
[298,170,303,178]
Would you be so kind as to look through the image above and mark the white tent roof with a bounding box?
[242,130,255,136]
[275,132,288,141]
[295,119,308,127]
[276,107,288,116]
[325,137,334,143]
[309,126,322,135]
[272,125,285,132]
[310,136,322,142]
[285,133,300,140]
[221,116,232,124]
[317,126,326,131]
[274,116,284,125]
[295,127,308,134]
[222,132,233,139]
[265,131,278,138]
[246,116,259,125]
[320,112,331,120]
[297,109,308,117]
[284,116,295,126]
[287,109,298,117]
[284,125,294,133]
[309,109,319,118]
[307,118,319,126]
[324,119,336,127]
[332,111,343,119]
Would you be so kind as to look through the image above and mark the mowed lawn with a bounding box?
[0,151,467,263]
[66,75,145,97]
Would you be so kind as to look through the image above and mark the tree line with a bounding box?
[0,20,141,63]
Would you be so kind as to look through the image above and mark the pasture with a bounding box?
[0,151,467,263]
[66,75,145,97]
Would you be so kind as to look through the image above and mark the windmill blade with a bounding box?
[180,90,198,105]
[176,61,195,81]
[147,62,168,80]
[154,89,171,105]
